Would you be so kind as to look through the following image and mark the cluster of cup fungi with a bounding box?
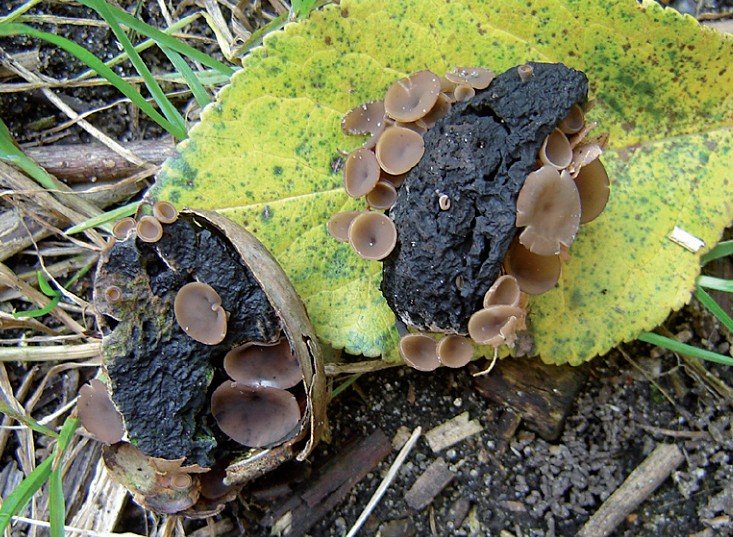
[328,65,610,373]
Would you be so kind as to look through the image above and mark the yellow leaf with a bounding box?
[151,0,733,364]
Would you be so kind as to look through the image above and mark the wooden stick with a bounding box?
[577,443,684,537]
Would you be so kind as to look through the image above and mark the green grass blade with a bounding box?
[0,118,58,190]
[48,465,64,537]
[695,287,733,333]
[697,275,733,293]
[65,200,139,235]
[12,295,61,319]
[161,45,210,107]
[37,271,58,298]
[701,240,733,266]
[639,332,733,367]
[0,402,58,438]
[0,23,182,137]
[0,0,43,24]
[0,456,53,532]
[81,0,186,138]
[81,2,234,76]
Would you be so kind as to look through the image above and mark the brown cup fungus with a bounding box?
[348,211,397,260]
[223,339,302,390]
[436,335,474,368]
[344,147,381,198]
[104,285,122,304]
[112,217,136,241]
[78,379,125,444]
[174,282,228,346]
[365,180,398,210]
[336,63,608,371]
[399,333,440,371]
[327,210,361,242]
[136,215,164,243]
[341,99,387,148]
[153,200,179,224]
[93,207,327,516]
[211,382,301,448]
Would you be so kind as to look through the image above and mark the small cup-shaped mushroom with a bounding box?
[174,282,228,345]
[365,180,398,209]
[420,93,452,128]
[348,211,398,260]
[467,305,526,347]
[399,333,440,371]
[384,70,441,122]
[381,171,407,189]
[568,142,603,177]
[394,120,428,136]
[78,379,125,444]
[343,147,381,198]
[104,285,122,304]
[504,239,562,295]
[517,64,534,82]
[211,382,301,448]
[327,211,361,242]
[539,129,573,170]
[516,165,581,256]
[112,217,136,241]
[136,215,164,243]
[483,275,522,308]
[375,126,425,175]
[575,159,610,224]
[453,84,476,102]
[558,104,585,135]
[223,339,302,389]
[341,99,387,142]
[445,66,495,89]
[153,201,179,224]
[436,335,474,368]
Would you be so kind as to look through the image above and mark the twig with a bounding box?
[345,426,422,537]
[577,443,684,537]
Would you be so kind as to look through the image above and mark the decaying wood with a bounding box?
[264,428,392,537]
[471,356,588,441]
[23,139,176,184]
[404,457,455,511]
[577,443,684,537]
[424,412,482,453]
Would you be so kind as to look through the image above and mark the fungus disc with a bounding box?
[153,201,179,224]
[445,66,495,89]
[365,180,398,210]
[327,211,361,242]
[504,239,562,295]
[112,217,136,241]
[539,129,573,169]
[223,339,302,389]
[483,275,522,308]
[348,211,397,260]
[174,282,228,345]
[453,84,476,102]
[136,216,164,243]
[375,126,425,175]
[211,382,300,448]
[399,334,440,371]
[341,99,387,146]
[78,379,125,444]
[436,335,474,368]
[343,147,381,198]
[467,306,525,346]
[575,159,610,224]
[384,70,441,122]
[559,104,585,134]
[516,166,581,256]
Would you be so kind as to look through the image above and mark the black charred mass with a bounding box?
[381,62,588,333]
[94,214,280,466]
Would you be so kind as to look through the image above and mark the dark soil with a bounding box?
[1,1,732,537]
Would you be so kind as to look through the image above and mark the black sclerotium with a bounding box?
[96,215,280,466]
[381,62,588,333]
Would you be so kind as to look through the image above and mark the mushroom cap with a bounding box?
[517,63,534,82]
[380,171,407,189]
[504,239,562,295]
[104,285,122,304]
[375,126,425,175]
[327,211,361,242]
[384,70,441,122]
[173,282,228,345]
[467,305,526,347]
[558,104,585,135]
[112,217,136,241]
[341,99,387,148]
[516,165,581,256]
[436,335,474,368]
[136,215,164,243]
[211,382,301,448]
[445,66,495,89]
[420,93,452,128]
[365,180,398,210]
[575,159,610,224]
[399,333,440,371]
[78,379,125,444]
[223,339,302,389]
[343,147,381,198]
[153,201,179,224]
[483,275,522,308]
[453,84,476,102]
[348,211,398,260]
[539,129,573,170]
